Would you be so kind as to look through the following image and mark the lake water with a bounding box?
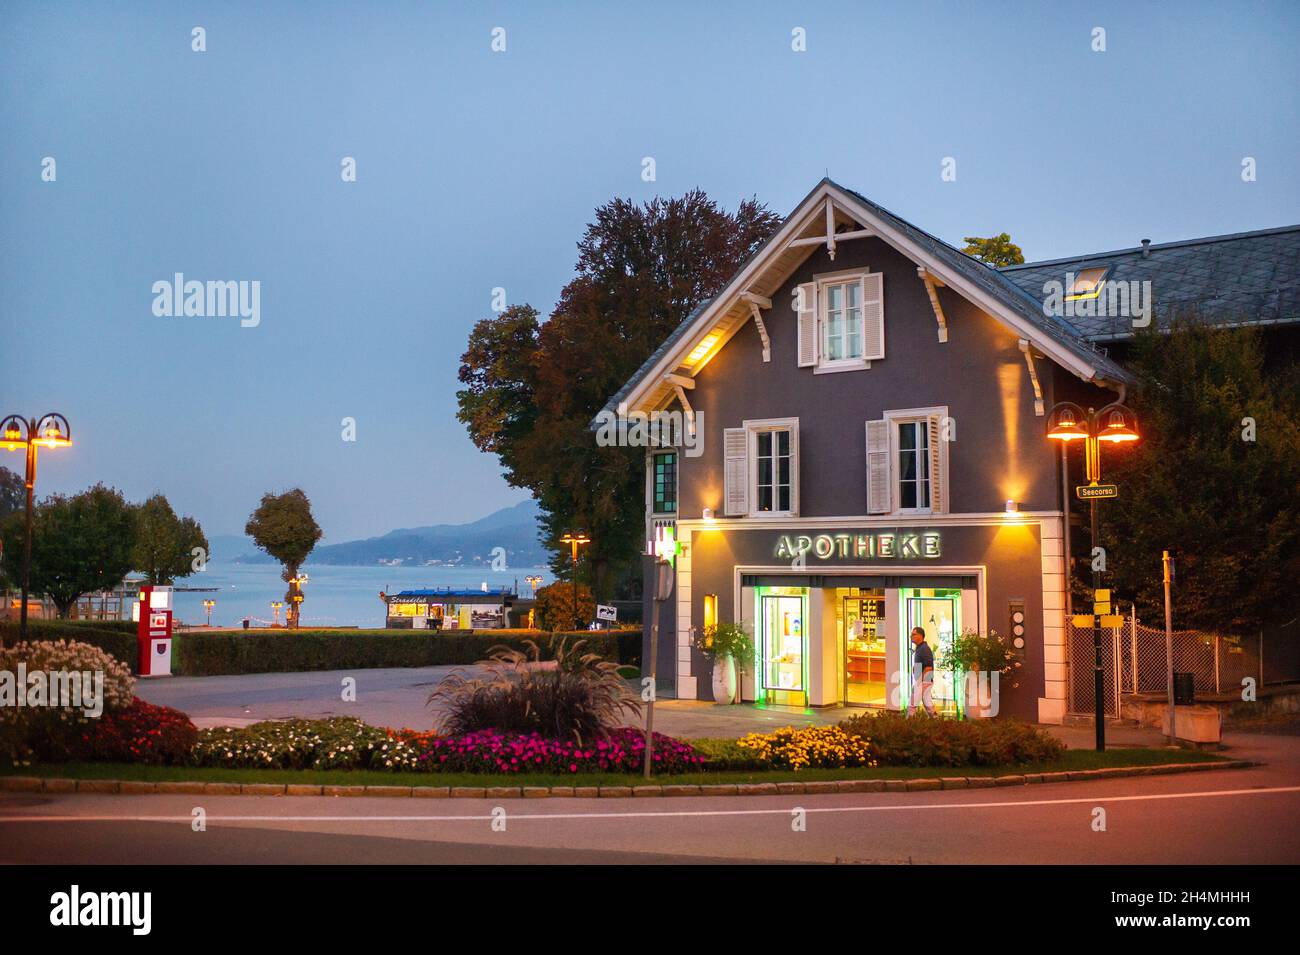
[170,559,553,629]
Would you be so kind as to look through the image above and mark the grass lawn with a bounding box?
[0,747,1224,789]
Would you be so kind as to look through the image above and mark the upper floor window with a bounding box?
[896,420,931,510]
[754,428,793,513]
[652,451,677,514]
[796,270,884,373]
[866,408,949,516]
[723,418,800,517]
[822,280,863,362]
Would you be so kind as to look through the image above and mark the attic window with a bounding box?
[1065,266,1109,301]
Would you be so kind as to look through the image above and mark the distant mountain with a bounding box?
[224,500,548,567]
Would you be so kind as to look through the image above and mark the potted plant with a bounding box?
[695,621,755,705]
[939,628,1019,718]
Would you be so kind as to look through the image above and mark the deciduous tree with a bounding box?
[457,191,780,598]
[1097,320,1300,633]
[132,494,209,586]
[962,233,1025,266]
[245,489,322,627]
[0,484,136,618]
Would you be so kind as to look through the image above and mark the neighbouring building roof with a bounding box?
[1000,225,1300,341]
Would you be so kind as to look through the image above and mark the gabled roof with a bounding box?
[597,179,1132,424]
[1000,225,1300,341]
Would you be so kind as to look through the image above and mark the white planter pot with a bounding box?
[963,667,992,718]
[711,656,737,704]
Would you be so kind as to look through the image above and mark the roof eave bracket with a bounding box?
[746,300,771,362]
[1018,339,1045,417]
[918,267,949,343]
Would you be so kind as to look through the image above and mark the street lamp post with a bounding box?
[525,574,543,598]
[287,573,308,629]
[1047,401,1139,751]
[271,601,283,627]
[558,533,591,628]
[643,555,674,779]
[2,413,72,641]
[203,599,216,627]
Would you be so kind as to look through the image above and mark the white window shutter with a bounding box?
[865,418,891,514]
[723,427,749,516]
[861,272,884,360]
[788,422,800,516]
[796,281,817,367]
[927,413,948,515]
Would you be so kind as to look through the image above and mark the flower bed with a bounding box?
[190,718,704,775]
[74,699,197,765]
[391,728,704,775]
[736,726,876,771]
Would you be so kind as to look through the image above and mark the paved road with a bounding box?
[3,752,1298,864]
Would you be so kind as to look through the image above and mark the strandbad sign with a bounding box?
[775,531,942,561]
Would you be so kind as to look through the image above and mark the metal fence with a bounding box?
[1067,612,1300,717]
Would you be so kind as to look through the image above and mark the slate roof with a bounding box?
[1000,225,1300,341]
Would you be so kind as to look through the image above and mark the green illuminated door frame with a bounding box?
[754,586,809,707]
[898,588,963,716]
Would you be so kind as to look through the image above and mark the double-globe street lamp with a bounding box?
[1046,401,1139,751]
[2,413,72,640]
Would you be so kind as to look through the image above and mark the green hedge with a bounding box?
[172,629,641,676]
[0,620,137,668]
[3,620,641,677]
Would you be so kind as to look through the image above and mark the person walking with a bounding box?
[907,626,936,716]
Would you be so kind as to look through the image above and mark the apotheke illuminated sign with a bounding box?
[775,531,941,561]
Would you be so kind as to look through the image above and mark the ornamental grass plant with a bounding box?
[428,638,641,744]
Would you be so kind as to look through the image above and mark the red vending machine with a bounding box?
[135,584,174,677]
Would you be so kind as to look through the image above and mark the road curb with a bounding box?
[3,759,1260,799]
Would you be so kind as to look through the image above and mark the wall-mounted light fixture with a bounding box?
[702,507,715,522]
[1004,499,1019,516]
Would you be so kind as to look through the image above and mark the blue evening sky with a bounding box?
[2,1,1297,542]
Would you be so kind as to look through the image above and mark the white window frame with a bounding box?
[883,406,948,517]
[813,268,870,374]
[744,416,799,518]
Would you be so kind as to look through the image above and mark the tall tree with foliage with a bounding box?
[245,489,322,628]
[962,233,1024,266]
[132,494,209,586]
[0,484,136,618]
[1097,320,1300,633]
[457,191,781,598]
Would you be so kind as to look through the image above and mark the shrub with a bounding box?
[171,629,634,676]
[74,698,197,765]
[735,725,876,771]
[0,639,136,765]
[1,620,137,668]
[386,727,703,775]
[533,582,595,630]
[694,622,755,669]
[191,717,391,770]
[839,711,1065,767]
[429,638,641,744]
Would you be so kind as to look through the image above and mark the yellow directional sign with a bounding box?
[1072,614,1095,628]
[1099,614,1125,628]
[1093,601,1111,615]
[1094,589,1111,601]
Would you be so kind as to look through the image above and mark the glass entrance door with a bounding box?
[904,591,960,714]
[843,592,886,706]
[760,593,806,707]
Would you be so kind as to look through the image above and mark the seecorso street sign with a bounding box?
[1076,483,1118,500]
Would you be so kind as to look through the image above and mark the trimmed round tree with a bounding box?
[245,489,322,628]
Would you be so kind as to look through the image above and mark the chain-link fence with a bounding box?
[1068,612,1299,716]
